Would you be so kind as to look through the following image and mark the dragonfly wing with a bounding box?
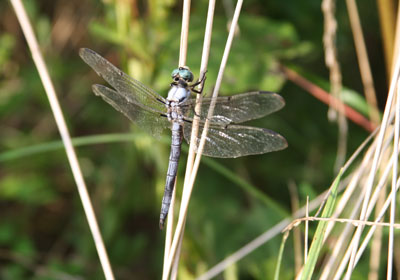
[80,48,167,112]
[183,122,287,158]
[93,84,170,138]
[181,91,285,124]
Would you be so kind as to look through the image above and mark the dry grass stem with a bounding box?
[344,52,400,279]
[285,217,400,232]
[10,0,115,279]
[172,1,217,274]
[322,0,348,171]
[368,187,386,280]
[164,0,243,278]
[304,197,309,264]
[320,130,397,279]
[170,233,183,280]
[329,170,398,279]
[319,193,363,279]
[178,0,191,67]
[376,0,396,76]
[316,99,399,279]
[162,0,191,278]
[354,177,400,265]
[163,186,176,276]
[387,84,400,279]
[288,181,302,273]
[345,0,380,124]
[170,0,243,272]
[170,1,246,278]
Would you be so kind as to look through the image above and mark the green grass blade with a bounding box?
[0,133,288,217]
[274,231,289,280]
[0,133,144,162]
[300,168,342,280]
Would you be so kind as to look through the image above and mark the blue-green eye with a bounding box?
[171,67,194,82]
[179,68,194,82]
[171,68,180,78]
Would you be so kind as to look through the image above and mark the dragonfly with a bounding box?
[79,48,288,229]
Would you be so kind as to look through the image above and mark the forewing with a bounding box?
[80,48,166,112]
[181,91,285,124]
[93,85,170,138]
[183,122,287,158]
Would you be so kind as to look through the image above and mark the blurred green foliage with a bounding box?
[0,0,384,279]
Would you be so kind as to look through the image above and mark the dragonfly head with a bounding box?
[171,67,194,83]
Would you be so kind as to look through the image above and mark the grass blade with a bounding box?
[300,168,342,280]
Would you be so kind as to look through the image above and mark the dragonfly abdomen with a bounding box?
[159,123,183,229]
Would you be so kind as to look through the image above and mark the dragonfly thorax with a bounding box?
[167,84,191,103]
[166,84,189,123]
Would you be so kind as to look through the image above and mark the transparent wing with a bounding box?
[182,122,287,158]
[92,85,170,138]
[80,48,167,112]
[180,91,285,124]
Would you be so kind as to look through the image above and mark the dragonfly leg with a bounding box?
[190,71,207,94]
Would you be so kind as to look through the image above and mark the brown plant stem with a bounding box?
[281,66,377,133]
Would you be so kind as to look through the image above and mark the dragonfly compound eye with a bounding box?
[178,68,194,82]
[172,67,194,82]
[171,68,180,79]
